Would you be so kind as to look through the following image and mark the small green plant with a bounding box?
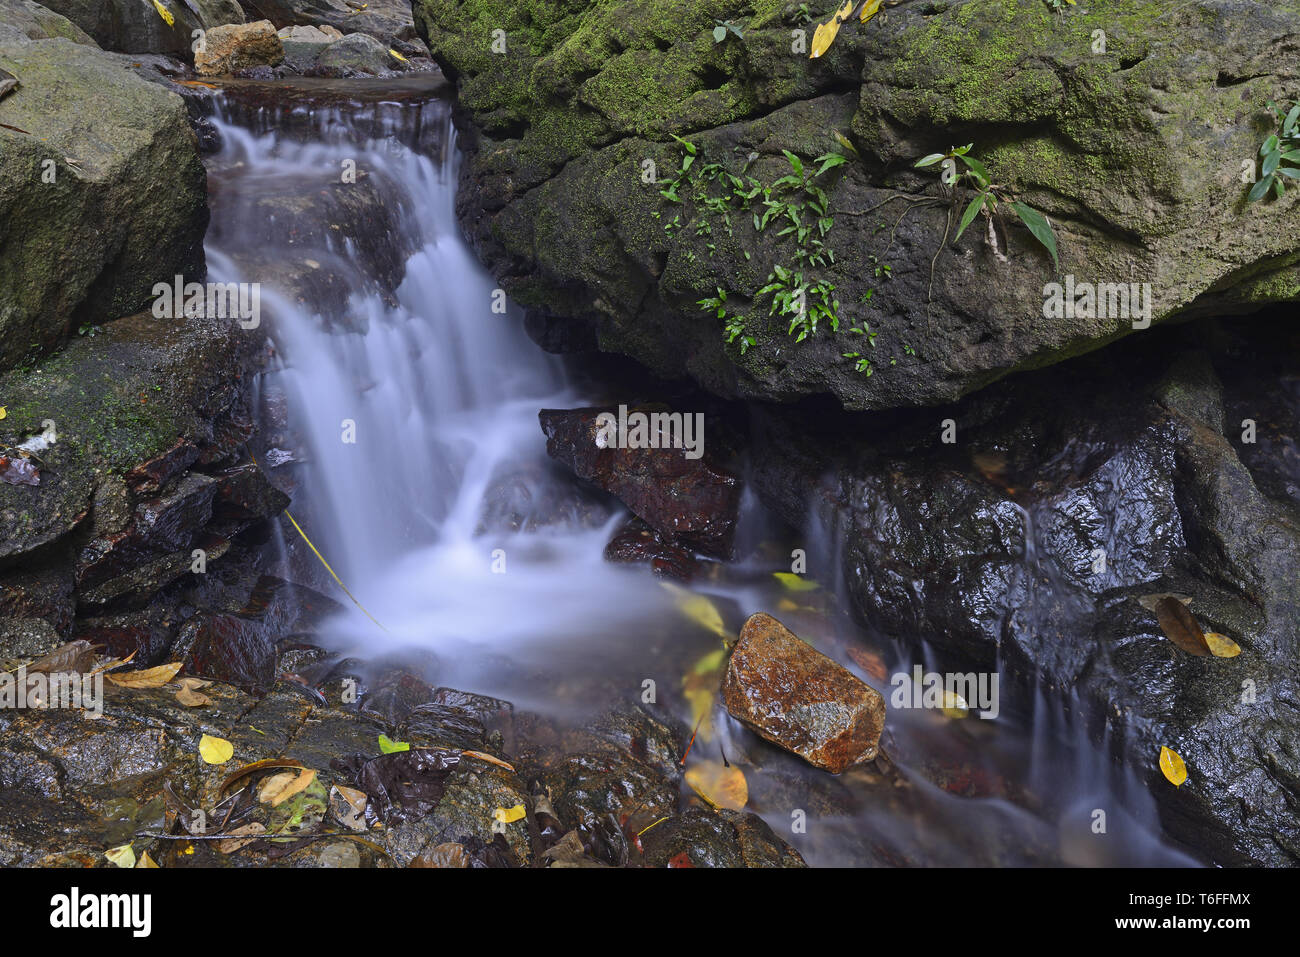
[77,322,99,337]
[712,19,744,42]
[916,144,1059,268]
[757,265,839,342]
[1045,0,1076,12]
[1248,100,1300,202]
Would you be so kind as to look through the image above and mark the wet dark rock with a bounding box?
[604,515,698,581]
[750,316,1300,865]
[125,439,201,496]
[722,613,886,774]
[640,807,806,868]
[313,32,399,77]
[0,566,75,637]
[74,601,179,667]
[38,0,244,54]
[523,307,597,354]
[211,462,291,522]
[477,462,613,534]
[539,406,741,558]
[0,617,63,662]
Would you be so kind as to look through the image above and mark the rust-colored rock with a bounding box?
[721,613,885,773]
[195,20,284,76]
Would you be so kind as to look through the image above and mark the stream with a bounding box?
[201,78,1197,868]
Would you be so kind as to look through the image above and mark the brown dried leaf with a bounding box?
[217,758,306,798]
[174,677,212,707]
[215,822,265,854]
[27,640,97,674]
[107,661,183,688]
[460,749,515,773]
[258,768,316,807]
[1154,596,1211,655]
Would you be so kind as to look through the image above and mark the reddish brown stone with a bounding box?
[721,613,886,773]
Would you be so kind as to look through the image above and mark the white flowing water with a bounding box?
[202,82,1196,867]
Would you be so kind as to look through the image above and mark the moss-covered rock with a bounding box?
[418,0,1300,410]
[0,32,208,371]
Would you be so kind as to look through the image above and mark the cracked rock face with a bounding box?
[416,0,1300,411]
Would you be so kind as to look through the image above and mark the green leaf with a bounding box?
[956,153,990,184]
[1010,202,1059,268]
[954,192,987,241]
[1247,174,1274,202]
[1262,150,1281,177]
[1278,166,1300,180]
[713,24,728,42]
[815,152,848,176]
[915,153,945,168]
[782,149,804,178]
[1285,104,1300,135]
[1261,134,1279,156]
[378,734,410,754]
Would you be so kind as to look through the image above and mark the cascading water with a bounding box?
[200,80,1195,867]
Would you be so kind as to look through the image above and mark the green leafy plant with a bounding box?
[712,19,744,42]
[1248,100,1300,202]
[916,144,1059,268]
[1044,0,1076,12]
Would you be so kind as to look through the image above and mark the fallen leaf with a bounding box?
[378,733,409,754]
[136,851,159,868]
[810,0,854,58]
[215,822,265,854]
[388,48,407,62]
[684,687,715,743]
[860,0,884,21]
[493,804,526,824]
[199,734,234,765]
[1159,746,1188,786]
[329,784,368,831]
[218,758,306,797]
[150,0,174,27]
[685,760,748,810]
[1154,596,1211,655]
[773,572,819,592]
[175,677,212,707]
[662,581,728,639]
[0,407,5,419]
[460,749,515,773]
[105,844,136,868]
[0,453,39,486]
[1204,632,1242,658]
[690,647,726,675]
[26,640,96,674]
[107,661,182,688]
[258,768,316,806]
[1137,592,1192,612]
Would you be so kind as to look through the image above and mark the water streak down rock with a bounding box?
[722,613,886,774]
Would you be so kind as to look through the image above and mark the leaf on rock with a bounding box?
[1137,592,1192,612]
[199,734,234,765]
[175,677,212,707]
[218,758,306,797]
[27,640,97,675]
[150,0,174,26]
[1204,632,1242,658]
[258,768,316,807]
[1159,746,1188,787]
[493,804,526,824]
[685,760,748,811]
[461,749,516,773]
[329,785,369,831]
[107,661,183,688]
[378,733,409,754]
[105,844,136,868]
[136,851,159,868]
[1154,596,1211,655]
[810,0,854,58]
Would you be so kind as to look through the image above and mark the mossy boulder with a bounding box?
[0,32,208,371]
[417,0,1300,410]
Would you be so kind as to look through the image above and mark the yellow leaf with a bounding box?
[0,406,6,419]
[860,0,884,22]
[685,761,748,811]
[689,647,726,675]
[661,581,728,639]
[150,0,174,27]
[493,804,526,824]
[1159,746,1188,786]
[106,661,183,689]
[388,48,407,62]
[940,688,969,720]
[773,572,819,592]
[1204,632,1242,658]
[105,844,136,868]
[810,0,854,58]
[684,687,715,742]
[199,733,234,765]
[136,850,159,868]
